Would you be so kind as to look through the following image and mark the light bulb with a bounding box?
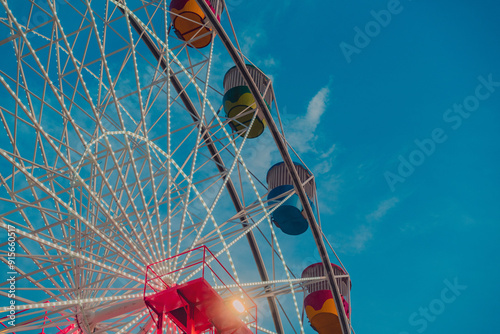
[232,299,245,314]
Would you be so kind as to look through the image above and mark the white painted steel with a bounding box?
[0,1,351,333]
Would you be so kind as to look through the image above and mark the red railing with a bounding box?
[143,245,257,333]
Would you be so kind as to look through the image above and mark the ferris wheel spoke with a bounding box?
[180,125,252,251]
[45,10,109,139]
[1,314,75,334]
[116,6,151,135]
[111,310,149,334]
[141,146,167,259]
[0,258,69,304]
[129,84,170,262]
[0,197,77,299]
[71,137,163,265]
[257,197,305,332]
[160,59,287,330]
[202,78,307,331]
[2,223,143,288]
[2,68,94,168]
[65,1,148,140]
[179,205,275,285]
[118,138,163,260]
[17,238,141,295]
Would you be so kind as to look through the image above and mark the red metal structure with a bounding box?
[144,246,256,334]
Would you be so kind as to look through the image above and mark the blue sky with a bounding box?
[227,0,500,333]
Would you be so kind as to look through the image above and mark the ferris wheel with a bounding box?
[0,1,354,333]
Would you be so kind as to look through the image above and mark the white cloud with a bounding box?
[285,86,339,213]
[242,31,265,56]
[238,85,333,178]
[312,143,338,176]
[330,197,401,254]
[320,143,337,159]
[243,132,280,180]
[286,85,331,154]
[305,86,330,128]
[263,56,277,68]
[350,225,373,253]
[313,160,333,176]
[331,224,373,254]
[366,197,399,222]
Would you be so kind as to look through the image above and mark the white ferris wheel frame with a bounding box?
[0,0,353,333]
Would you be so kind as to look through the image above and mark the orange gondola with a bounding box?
[170,0,222,48]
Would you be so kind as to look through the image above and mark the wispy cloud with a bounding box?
[320,143,337,159]
[242,31,264,55]
[245,84,334,177]
[333,197,400,254]
[331,224,373,254]
[281,83,341,217]
[349,225,374,253]
[262,56,277,68]
[305,85,330,128]
[286,84,331,154]
[313,160,333,176]
[366,197,400,222]
[244,133,280,177]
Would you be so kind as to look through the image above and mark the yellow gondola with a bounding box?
[222,65,273,138]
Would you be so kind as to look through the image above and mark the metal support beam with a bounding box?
[195,1,352,333]
[87,298,145,330]
[116,3,285,333]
